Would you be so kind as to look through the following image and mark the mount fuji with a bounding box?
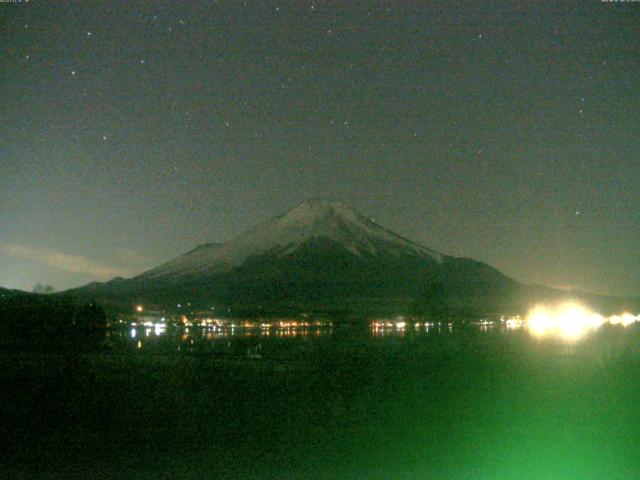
[69,199,533,316]
[139,199,445,280]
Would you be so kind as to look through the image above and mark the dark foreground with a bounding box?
[2,326,640,479]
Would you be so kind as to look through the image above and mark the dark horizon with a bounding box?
[2,1,639,297]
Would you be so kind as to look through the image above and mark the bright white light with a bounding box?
[609,313,639,327]
[526,302,637,341]
[556,304,603,340]
[527,306,554,338]
[504,318,524,329]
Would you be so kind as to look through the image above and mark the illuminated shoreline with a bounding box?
[525,302,639,341]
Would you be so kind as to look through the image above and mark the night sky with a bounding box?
[1,1,639,297]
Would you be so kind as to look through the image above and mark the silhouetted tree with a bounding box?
[33,283,55,294]
[0,293,107,352]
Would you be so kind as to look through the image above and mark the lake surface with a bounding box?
[2,321,640,479]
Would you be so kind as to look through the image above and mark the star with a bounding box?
[71,70,77,76]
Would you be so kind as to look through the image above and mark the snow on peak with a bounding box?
[139,199,443,279]
[271,199,442,258]
[271,199,367,232]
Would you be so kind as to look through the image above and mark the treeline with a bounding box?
[0,289,107,352]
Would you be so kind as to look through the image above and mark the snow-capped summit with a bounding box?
[69,198,531,315]
[139,199,443,280]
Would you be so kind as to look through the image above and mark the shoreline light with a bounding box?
[526,302,638,341]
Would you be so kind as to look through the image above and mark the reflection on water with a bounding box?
[6,311,640,480]
[369,316,525,336]
[113,302,640,355]
[105,315,528,356]
[123,325,335,340]
[367,305,640,343]
[103,304,640,361]
[113,317,526,348]
[108,308,640,355]
[106,322,337,356]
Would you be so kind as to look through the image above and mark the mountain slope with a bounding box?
[65,199,530,315]
[140,242,224,279]
[138,199,443,280]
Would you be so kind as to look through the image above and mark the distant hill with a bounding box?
[64,200,640,317]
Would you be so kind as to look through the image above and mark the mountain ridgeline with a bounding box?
[66,200,637,317]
